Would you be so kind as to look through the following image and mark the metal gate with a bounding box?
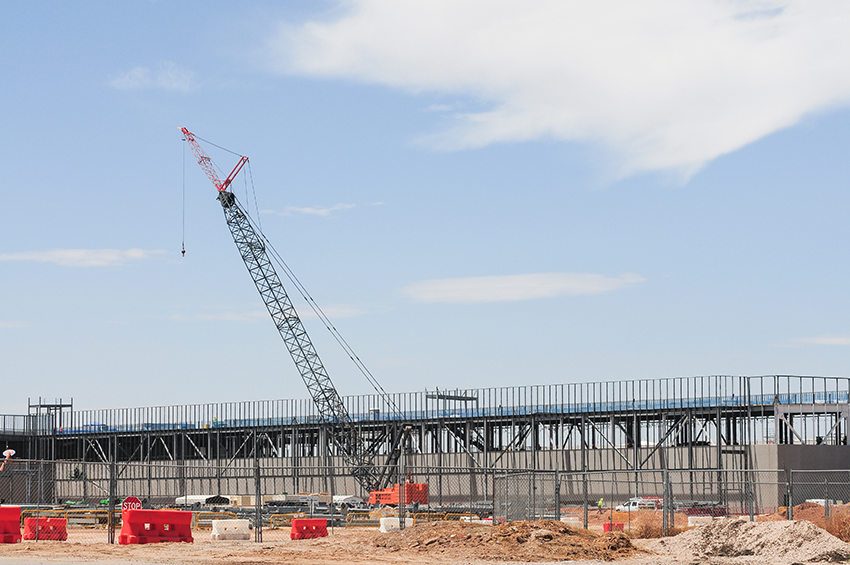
[493,470,559,523]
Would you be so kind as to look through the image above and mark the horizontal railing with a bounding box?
[2,375,847,437]
[0,414,52,435]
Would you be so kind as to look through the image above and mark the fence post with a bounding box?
[554,469,561,522]
[787,471,794,520]
[662,469,669,537]
[582,469,588,529]
[398,437,406,531]
[747,470,754,521]
[329,462,335,534]
[254,447,262,542]
[530,471,536,521]
[108,457,117,544]
[825,478,830,518]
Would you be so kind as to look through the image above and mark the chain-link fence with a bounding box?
[0,458,497,542]
[0,457,847,543]
[497,468,812,534]
[788,470,850,519]
[493,470,559,523]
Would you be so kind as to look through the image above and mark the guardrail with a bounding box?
[269,512,306,529]
[193,511,238,529]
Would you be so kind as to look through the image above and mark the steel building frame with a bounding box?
[7,375,849,484]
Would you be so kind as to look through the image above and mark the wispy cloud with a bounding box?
[425,104,458,112]
[109,61,195,91]
[271,203,357,217]
[172,311,268,323]
[0,321,27,330]
[0,249,166,268]
[402,272,644,304]
[777,335,850,347]
[268,1,850,177]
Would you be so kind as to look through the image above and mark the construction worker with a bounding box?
[597,497,604,514]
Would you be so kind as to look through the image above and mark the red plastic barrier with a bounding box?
[0,507,22,544]
[603,522,624,532]
[290,518,328,540]
[118,509,193,545]
[23,517,67,541]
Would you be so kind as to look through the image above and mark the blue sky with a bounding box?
[3,1,850,414]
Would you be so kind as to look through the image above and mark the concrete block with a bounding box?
[211,519,251,540]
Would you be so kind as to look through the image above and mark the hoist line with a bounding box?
[182,140,186,255]
[182,129,399,417]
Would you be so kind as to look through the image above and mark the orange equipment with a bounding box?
[369,482,428,506]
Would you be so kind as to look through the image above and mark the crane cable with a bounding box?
[182,140,186,256]
[183,134,403,419]
[236,190,404,420]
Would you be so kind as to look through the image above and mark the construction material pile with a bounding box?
[374,520,639,561]
[644,518,850,562]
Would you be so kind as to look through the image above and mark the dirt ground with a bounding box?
[1,517,849,565]
[560,506,692,530]
[0,521,637,565]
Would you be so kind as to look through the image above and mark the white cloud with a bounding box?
[172,311,268,323]
[275,203,356,217]
[402,272,644,303]
[268,1,850,177]
[425,104,457,112]
[109,61,194,91]
[0,321,27,330]
[0,248,166,268]
[778,335,850,347]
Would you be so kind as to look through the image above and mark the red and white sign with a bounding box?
[122,496,142,511]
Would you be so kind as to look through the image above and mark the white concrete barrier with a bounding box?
[687,516,714,527]
[379,517,400,532]
[211,519,251,540]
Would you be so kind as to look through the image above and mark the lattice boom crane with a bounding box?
[180,127,394,493]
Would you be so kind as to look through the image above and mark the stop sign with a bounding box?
[122,496,142,511]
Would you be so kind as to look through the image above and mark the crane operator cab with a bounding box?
[218,191,237,208]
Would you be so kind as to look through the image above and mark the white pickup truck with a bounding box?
[614,497,661,512]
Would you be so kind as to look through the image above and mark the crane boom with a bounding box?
[181,127,391,493]
[181,128,247,192]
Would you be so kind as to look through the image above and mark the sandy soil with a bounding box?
[0,522,638,565]
[1,517,848,565]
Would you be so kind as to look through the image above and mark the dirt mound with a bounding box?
[758,502,850,541]
[645,518,850,562]
[375,520,640,561]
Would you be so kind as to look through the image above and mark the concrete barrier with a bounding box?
[211,519,251,540]
[379,517,400,532]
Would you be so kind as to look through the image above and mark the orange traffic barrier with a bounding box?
[23,517,67,541]
[290,518,328,540]
[118,509,193,545]
[0,507,22,543]
[603,522,624,532]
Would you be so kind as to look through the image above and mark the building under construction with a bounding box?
[3,375,849,476]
